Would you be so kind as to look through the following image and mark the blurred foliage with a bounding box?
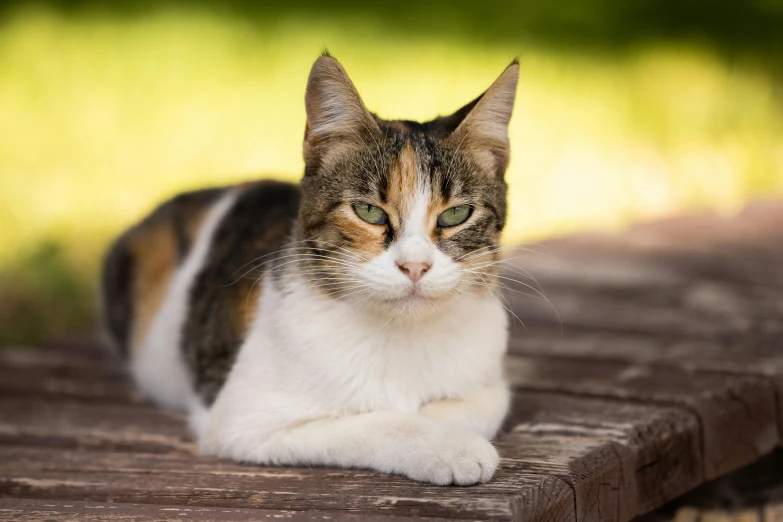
[1,0,782,343]
[0,240,93,344]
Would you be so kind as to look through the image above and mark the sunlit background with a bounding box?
[1,0,782,343]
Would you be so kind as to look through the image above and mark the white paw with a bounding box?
[402,428,500,486]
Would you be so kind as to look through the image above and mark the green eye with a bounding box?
[353,203,388,225]
[437,205,472,227]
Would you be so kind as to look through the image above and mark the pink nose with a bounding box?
[397,262,431,283]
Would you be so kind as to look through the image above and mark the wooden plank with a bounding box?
[0,447,573,522]
[508,332,783,374]
[0,344,751,521]
[503,432,629,521]
[0,368,699,520]
[508,331,783,436]
[501,270,783,340]
[0,360,136,403]
[506,391,701,516]
[501,212,783,338]
[638,449,783,522]
[0,498,462,521]
[0,345,114,370]
[0,346,137,407]
[0,394,587,520]
[0,389,701,521]
[506,354,780,480]
[0,361,590,520]
[0,397,192,454]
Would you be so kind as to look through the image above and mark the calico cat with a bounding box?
[101,53,519,485]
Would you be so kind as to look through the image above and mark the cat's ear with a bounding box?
[303,54,379,167]
[449,60,519,176]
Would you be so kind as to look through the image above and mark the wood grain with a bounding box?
[506,354,779,479]
[0,498,464,521]
[0,446,573,521]
[639,449,783,522]
[506,391,701,515]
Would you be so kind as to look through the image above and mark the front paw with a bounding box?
[402,427,500,486]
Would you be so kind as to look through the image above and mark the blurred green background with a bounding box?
[1,0,782,344]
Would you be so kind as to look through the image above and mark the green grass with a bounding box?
[1,2,782,343]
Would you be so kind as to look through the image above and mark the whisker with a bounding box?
[226,244,363,285]
[229,238,356,274]
[460,279,543,301]
[466,269,562,332]
[472,271,526,331]
[240,252,363,274]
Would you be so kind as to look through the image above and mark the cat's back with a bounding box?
[101,185,227,357]
[101,180,300,406]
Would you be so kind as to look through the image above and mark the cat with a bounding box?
[101,52,519,486]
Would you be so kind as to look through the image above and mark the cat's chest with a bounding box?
[246,284,508,414]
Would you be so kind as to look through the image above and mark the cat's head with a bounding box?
[294,53,518,318]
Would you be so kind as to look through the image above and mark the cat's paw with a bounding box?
[402,428,500,486]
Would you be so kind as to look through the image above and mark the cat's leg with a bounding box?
[199,408,500,486]
[418,380,509,440]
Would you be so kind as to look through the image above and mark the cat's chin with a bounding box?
[351,286,460,320]
[388,292,439,306]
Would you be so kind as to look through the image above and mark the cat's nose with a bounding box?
[396,262,431,283]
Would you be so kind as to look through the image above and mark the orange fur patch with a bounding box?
[127,224,177,357]
[231,282,262,338]
[127,204,213,356]
[333,205,386,258]
[385,143,419,228]
[426,191,451,242]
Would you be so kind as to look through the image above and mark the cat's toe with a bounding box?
[460,435,500,484]
[477,441,501,483]
[449,455,484,485]
[405,430,500,486]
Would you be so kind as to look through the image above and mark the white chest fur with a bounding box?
[198,275,509,448]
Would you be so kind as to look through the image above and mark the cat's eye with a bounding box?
[353,203,388,225]
[437,205,472,227]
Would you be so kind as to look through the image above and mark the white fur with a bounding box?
[130,56,517,485]
[199,277,508,485]
[131,190,237,410]
[133,158,510,487]
[200,173,507,485]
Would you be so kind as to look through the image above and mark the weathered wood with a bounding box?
[508,331,783,376]
[507,391,701,515]
[0,361,135,403]
[508,331,783,437]
[0,446,573,521]
[0,347,703,521]
[502,269,783,340]
[503,213,783,449]
[639,449,783,522]
[502,208,783,340]
[506,354,779,479]
[0,343,777,520]
[0,498,463,521]
[0,397,192,454]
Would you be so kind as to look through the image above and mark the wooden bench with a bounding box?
[1,201,782,521]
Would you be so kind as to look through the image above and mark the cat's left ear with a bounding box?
[303,54,380,169]
[449,61,519,177]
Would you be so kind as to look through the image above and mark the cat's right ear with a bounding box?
[446,61,519,178]
[303,54,379,168]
